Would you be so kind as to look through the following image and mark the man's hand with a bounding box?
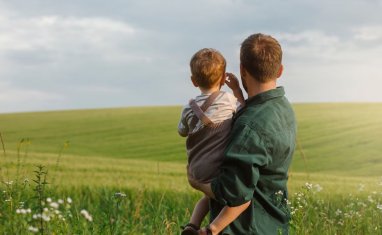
[198,228,208,235]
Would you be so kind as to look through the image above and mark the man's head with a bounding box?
[240,33,283,83]
[190,48,226,89]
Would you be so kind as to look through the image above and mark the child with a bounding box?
[178,48,244,235]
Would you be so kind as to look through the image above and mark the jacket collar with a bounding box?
[245,86,285,106]
[234,87,285,120]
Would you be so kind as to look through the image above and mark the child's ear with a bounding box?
[277,64,284,78]
[191,76,199,87]
[220,73,226,86]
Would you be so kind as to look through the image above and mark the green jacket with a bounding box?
[211,87,296,235]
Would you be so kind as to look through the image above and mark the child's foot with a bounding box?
[180,223,199,235]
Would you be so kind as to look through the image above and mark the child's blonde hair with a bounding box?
[190,48,226,89]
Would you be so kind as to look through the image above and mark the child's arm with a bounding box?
[201,202,251,235]
[225,73,245,106]
[177,108,189,137]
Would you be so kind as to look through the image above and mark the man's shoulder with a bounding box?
[235,97,296,132]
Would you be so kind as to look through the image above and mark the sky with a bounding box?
[0,0,381,113]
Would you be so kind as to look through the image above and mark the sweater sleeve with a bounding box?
[177,106,189,137]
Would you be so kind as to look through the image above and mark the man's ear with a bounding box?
[191,76,199,87]
[240,64,247,78]
[277,64,284,78]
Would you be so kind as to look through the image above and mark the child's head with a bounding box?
[240,33,283,83]
[189,48,226,90]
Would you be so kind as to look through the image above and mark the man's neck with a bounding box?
[246,78,277,98]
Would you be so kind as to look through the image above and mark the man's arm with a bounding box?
[201,202,251,235]
[193,124,271,234]
[187,169,251,235]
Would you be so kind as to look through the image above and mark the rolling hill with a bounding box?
[1,103,381,177]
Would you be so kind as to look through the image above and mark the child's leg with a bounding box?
[189,195,209,227]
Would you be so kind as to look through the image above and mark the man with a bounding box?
[188,33,297,235]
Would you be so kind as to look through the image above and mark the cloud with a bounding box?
[354,26,382,41]
[0,82,66,112]
[0,15,137,61]
[274,29,382,102]
[0,0,382,113]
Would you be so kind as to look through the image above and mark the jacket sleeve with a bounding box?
[211,123,272,207]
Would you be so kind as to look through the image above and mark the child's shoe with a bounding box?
[180,223,199,235]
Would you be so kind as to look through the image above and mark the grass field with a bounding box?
[1,103,382,234]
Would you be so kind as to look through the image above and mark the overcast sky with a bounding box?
[0,0,381,113]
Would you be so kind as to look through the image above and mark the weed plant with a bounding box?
[0,137,381,234]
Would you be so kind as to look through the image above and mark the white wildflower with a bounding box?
[28,226,39,233]
[5,181,13,185]
[58,199,64,204]
[46,198,52,203]
[42,214,51,222]
[335,209,342,216]
[67,197,72,204]
[114,192,127,198]
[368,195,374,203]
[50,202,59,209]
[357,202,367,207]
[16,209,21,214]
[26,208,32,213]
[33,214,42,219]
[305,182,313,190]
[275,190,283,196]
[80,209,93,222]
[377,204,382,210]
[314,184,323,192]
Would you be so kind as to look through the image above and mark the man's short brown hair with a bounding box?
[190,48,226,89]
[240,33,282,83]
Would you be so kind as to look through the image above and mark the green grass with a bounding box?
[1,103,382,234]
[1,104,382,176]
[292,103,382,176]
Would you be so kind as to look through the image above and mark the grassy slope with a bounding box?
[0,107,184,161]
[0,103,381,189]
[292,103,382,176]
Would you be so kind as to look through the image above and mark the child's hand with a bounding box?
[225,73,241,91]
[225,72,245,106]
